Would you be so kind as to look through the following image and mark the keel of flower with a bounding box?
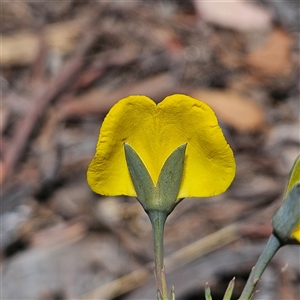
[124,143,187,215]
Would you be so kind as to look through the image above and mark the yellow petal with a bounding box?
[291,223,300,243]
[87,94,235,198]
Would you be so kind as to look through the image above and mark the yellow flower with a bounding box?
[273,155,300,244]
[284,155,300,197]
[87,94,235,199]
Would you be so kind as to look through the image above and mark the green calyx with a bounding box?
[272,183,300,245]
[272,155,300,245]
[124,143,187,216]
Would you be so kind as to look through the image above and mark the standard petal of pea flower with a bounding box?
[87,94,235,200]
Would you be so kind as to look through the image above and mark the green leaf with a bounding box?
[170,285,175,300]
[157,290,163,300]
[223,278,235,300]
[124,143,155,210]
[205,283,213,300]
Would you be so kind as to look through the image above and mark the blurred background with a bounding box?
[1,1,299,299]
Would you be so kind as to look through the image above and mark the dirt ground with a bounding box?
[1,1,299,300]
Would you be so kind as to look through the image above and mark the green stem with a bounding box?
[149,210,169,300]
[238,234,281,300]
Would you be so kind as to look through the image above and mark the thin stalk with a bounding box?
[149,210,169,300]
[238,234,281,300]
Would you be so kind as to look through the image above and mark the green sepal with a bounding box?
[152,143,186,213]
[223,277,235,300]
[156,143,187,210]
[124,143,155,210]
[273,183,300,244]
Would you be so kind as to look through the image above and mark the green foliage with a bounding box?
[223,278,235,300]
[205,283,213,300]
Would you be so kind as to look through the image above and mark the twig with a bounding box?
[1,32,97,187]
